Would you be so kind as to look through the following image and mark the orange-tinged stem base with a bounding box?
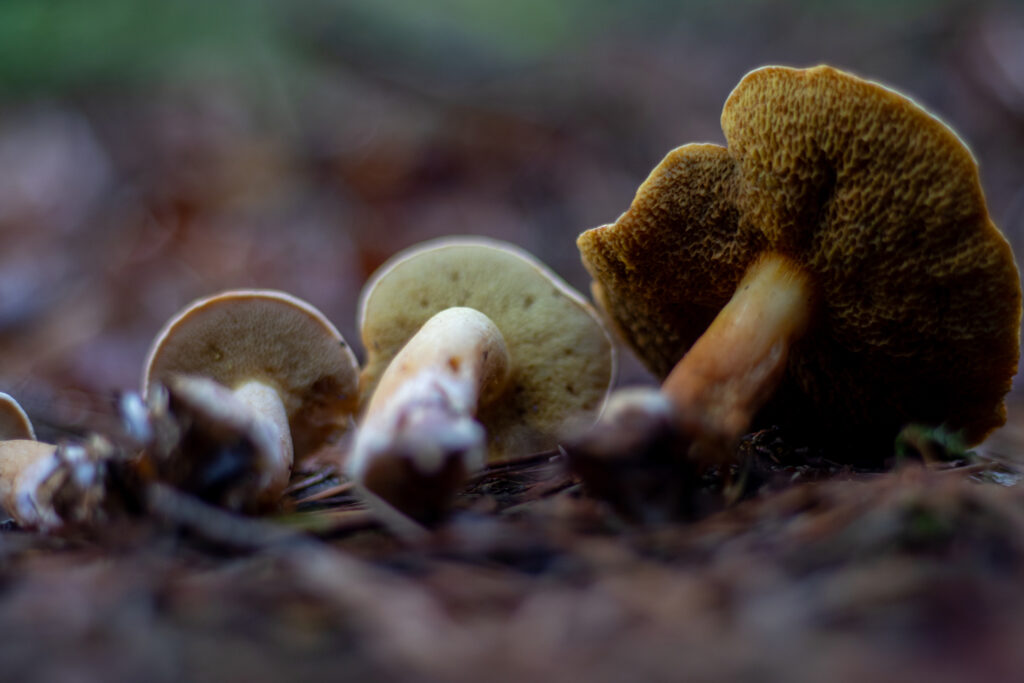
[662,252,813,459]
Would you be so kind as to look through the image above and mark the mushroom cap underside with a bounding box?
[579,65,1021,444]
[359,237,615,461]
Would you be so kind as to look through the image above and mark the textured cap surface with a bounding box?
[360,237,615,461]
[144,290,360,458]
[579,65,1021,443]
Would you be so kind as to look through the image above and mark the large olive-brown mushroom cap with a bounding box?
[144,290,360,458]
[359,237,615,461]
[579,65,1021,445]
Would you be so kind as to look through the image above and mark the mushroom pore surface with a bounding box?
[579,65,1021,445]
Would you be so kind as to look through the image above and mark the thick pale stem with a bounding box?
[662,252,813,456]
[348,307,510,533]
[232,380,293,499]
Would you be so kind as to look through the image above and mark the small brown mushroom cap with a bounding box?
[359,237,615,461]
[0,392,35,441]
[144,290,360,458]
[579,65,1021,444]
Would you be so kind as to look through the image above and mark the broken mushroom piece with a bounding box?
[143,290,360,508]
[0,439,110,531]
[348,237,615,534]
[565,387,698,524]
[146,375,299,511]
[579,65,1021,459]
[0,395,110,531]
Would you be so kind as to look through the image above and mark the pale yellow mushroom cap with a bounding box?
[359,237,616,462]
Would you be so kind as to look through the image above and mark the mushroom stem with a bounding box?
[160,375,294,507]
[348,307,511,531]
[662,252,813,457]
[231,379,293,495]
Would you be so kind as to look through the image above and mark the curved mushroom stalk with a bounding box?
[232,379,293,492]
[348,307,510,534]
[662,253,814,457]
[155,375,293,509]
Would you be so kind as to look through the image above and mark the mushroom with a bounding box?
[0,394,108,530]
[348,237,615,533]
[143,289,360,507]
[578,65,1021,458]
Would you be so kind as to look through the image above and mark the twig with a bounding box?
[500,482,580,515]
[146,483,310,551]
[293,481,355,505]
[284,470,334,496]
[932,462,996,476]
[278,509,379,537]
[472,448,564,480]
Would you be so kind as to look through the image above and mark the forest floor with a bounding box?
[2,1,1024,681]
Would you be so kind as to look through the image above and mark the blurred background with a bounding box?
[1,0,1023,444]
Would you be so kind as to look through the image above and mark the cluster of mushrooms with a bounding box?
[0,65,1020,537]
[0,240,616,537]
